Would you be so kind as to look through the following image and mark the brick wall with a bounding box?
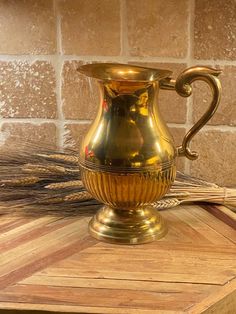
[0,0,235,186]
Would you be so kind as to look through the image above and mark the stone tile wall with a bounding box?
[0,0,235,185]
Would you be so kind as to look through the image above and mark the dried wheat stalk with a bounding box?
[64,191,93,202]
[0,176,41,187]
[45,180,83,190]
[37,153,80,165]
[0,139,235,217]
[170,176,236,208]
[153,198,181,209]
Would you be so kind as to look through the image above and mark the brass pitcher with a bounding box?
[78,63,221,244]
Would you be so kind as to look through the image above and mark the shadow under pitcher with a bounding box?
[78,63,221,244]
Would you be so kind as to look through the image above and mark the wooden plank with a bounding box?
[0,217,77,254]
[161,210,214,245]
[0,302,180,314]
[0,236,97,290]
[0,217,97,290]
[42,265,234,285]
[20,275,216,294]
[0,216,57,242]
[170,207,236,246]
[0,218,89,269]
[202,204,236,230]
[189,206,236,243]
[0,216,20,227]
[85,242,236,257]
[56,250,236,274]
[0,283,209,311]
[186,280,236,314]
[0,217,32,234]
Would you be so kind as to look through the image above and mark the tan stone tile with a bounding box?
[169,127,186,173]
[193,65,236,126]
[194,0,236,60]
[64,123,91,151]
[0,0,56,54]
[129,62,187,123]
[190,130,236,186]
[0,61,57,119]
[62,61,99,120]
[0,122,58,150]
[59,0,120,55]
[127,0,188,57]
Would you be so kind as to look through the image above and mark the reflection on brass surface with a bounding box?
[78,63,221,244]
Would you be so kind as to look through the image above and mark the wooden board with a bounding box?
[0,204,235,314]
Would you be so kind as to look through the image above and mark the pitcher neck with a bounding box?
[99,80,159,96]
[97,80,159,115]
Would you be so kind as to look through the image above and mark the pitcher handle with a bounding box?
[160,66,222,160]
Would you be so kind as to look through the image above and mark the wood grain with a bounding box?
[0,204,235,313]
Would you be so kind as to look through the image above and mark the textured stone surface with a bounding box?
[127,0,188,57]
[0,0,56,54]
[62,61,99,120]
[194,0,236,60]
[0,61,57,118]
[190,130,236,186]
[193,66,236,126]
[64,123,91,150]
[0,0,235,187]
[59,0,120,55]
[0,123,57,150]
[129,62,187,123]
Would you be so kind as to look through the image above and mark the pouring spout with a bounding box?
[77,63,172,83]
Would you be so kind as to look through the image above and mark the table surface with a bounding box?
[0,203,235,314]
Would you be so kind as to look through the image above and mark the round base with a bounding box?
[89,206,167,244]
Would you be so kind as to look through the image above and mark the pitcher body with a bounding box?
[80,79,177,210]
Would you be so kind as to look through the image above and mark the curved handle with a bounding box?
[161,66,222,160]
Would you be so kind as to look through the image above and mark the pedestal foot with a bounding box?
[89,206,167,244]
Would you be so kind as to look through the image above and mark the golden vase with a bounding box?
[78,63,221,244]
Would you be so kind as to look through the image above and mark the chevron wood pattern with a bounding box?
[0,204,235,313]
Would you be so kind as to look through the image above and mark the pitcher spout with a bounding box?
[77,63,172,82]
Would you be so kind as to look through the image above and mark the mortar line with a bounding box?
[169,123,236,131]
[1,118,234,131]
[0,118,60,124]
[61,55,190,64]
[184,0,195,174]
[119,0,124,56]
[195,125,236,132]
[1,54,236,66]
[167,123,188,129]
[54,0,64,150]
[120,0,128,60]
[0,118,91,126]
[186,0,195,127]
[64,119,92,125]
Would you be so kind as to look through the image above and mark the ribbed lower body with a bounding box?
[80,164,176,244]
[80,165,176,208]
